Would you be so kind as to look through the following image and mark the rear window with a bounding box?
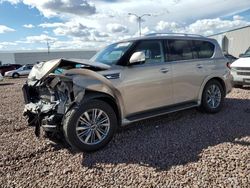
[166,39,215,61]
[193,40,215,59]
[167,40,193,61]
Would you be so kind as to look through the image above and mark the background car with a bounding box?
[4,64,33,78]
[0,64,22,76]
[230,47,250,87]
[0,73,3,81]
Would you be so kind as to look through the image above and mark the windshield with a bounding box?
[90,42,133,65]
[241,47,250,57]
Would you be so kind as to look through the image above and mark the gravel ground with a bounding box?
[0,78,249,187]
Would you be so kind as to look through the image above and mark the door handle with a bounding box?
[160,68,169,73]
[196,64,203,69]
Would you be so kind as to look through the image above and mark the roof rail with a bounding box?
[145,33,204,38]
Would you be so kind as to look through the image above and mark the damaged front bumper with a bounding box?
[23,80,65,136]
[22,75,84,137]
[22,58,113,137]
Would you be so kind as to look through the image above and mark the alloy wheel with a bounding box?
[206,84,222,109]
[76,109,110,145]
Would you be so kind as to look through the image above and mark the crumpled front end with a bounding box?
[22,58,111,136]
[23,75,78,136]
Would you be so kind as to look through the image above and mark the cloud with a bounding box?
[0,25,15,34]
[51,21,109,41]
[23,24,34,28]
[156,21,179,32]
[23,34,57,43]
[184,17,250,36]
[0,42,17,46]
[106,23,128,33]
[1,0,96,17]
[38,22,65,28]
[154,16,250,36]
[20,0,95,17]
[42,0,96,16]
[0,41,18,50]
[0,0,20,4]
[53,22,91,37]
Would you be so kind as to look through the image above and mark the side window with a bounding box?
[133,41,164,64]
[193,40,214,59]
[167,40,193,61]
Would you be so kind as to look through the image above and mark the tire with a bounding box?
[200,80,224,114]
[12,73,19,78]
[63,99,118,152]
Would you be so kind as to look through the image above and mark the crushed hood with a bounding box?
[28,58,110,81]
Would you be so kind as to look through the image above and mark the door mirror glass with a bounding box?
[129,51,146,64]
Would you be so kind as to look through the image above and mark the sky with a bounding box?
[0,0,250,51]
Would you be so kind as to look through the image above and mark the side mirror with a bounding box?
[239,53,244,57]
[129,51,146,64]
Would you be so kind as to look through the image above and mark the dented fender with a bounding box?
[63,68,124,117]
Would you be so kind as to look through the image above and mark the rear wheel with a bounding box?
[63,99,117,152]
[200,80,224,113]
[12,73,19,78]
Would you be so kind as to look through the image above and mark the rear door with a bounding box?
[165,39,214,104]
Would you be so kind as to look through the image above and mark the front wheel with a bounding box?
[12,73,19,78]
[200,80,224,113]
[63,99,118,152]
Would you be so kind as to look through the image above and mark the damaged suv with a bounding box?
[23,33,232,152]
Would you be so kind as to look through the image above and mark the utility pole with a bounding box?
[46,39,50,54]
[128,13,151,36]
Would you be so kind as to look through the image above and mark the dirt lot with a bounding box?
[0,78,249,187]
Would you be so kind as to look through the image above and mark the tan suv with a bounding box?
[23,33,232,152]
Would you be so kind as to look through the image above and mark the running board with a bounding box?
[123,101,198,125]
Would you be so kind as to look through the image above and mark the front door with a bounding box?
[119,40,173,116]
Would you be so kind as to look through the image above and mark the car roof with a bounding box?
[119,33,216,43]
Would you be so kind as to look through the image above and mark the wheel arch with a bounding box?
[198,76,226,105]
[83,90,122,126]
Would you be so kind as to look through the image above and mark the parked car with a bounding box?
[0,64,22,76]
[224,53,237,64]
[22,33,232,152]
[5,64,33,78]
[230,47,250,88]
[0,73,3,81]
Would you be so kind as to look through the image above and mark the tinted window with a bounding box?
[167,40,193,61]
[133,41,164,64]
[193,40,214,59]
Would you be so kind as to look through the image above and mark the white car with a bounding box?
[230,47,250,87]
[4,64,33,78]
[0,73,3,81]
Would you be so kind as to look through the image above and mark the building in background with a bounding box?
[209,25,250,57]
[0,50,97,65]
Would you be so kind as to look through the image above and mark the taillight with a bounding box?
[226,62,231,69]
